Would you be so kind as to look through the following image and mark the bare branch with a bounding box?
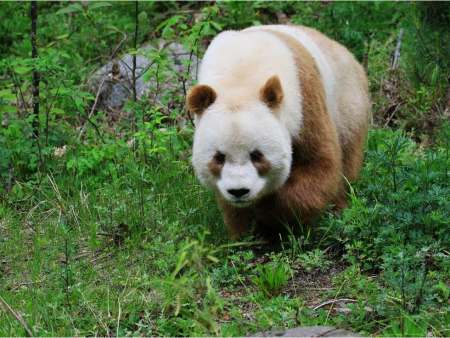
[78,77,106,140]
[132,1,138,103]
[0,295,33,337]
[30,1,40,139]
[391,28,404,70]
[110,31,128,61]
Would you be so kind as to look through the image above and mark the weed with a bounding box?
[252,262,292,298]
[297,249,332,273]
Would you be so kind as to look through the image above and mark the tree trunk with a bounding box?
[30,1,40,139]
[132,1,138,103]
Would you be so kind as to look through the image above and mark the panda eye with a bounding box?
[213,151,226,165]
[250,149,264,162]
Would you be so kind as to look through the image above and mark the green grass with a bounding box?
[1,127,449,336]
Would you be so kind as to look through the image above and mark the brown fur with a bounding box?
[208,160,223,177]
[220,29,356,239]
[341,128,367,182]
[296,26,370,180]
[186,84,217,115]
[253,156,272,176]
[260,75,284,109]
[218,197,253,239]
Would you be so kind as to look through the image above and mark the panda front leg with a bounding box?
[217,197,253,239]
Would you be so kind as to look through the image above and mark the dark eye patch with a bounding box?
[213,151,226,165]
[250,149,264,162]
[250,149,271,175]
[208,151,225,177]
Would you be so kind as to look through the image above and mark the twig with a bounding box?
[8,66,29,115]
[63,237,71,308]
[116,298,121,338]
[6,163,13,193]
[391,28,404,70]
[135,59,157,80]
[91,252,112,265]
[312,298,356,311]
[30,1,40,140]
[182,11,213,126]
[131,0,139,139]
[317,328,344,337]
[383,100,404,128]
[110,31,128,61]
[363,35,372,71]
[30,1,45,174]
[45,85,61,145]
[78,77,106,140]
[305,287,334,291]
[413,253,431,313]
[84,32,127,83]
[132,1,138,103]
[119,58,133,73]
[11,280,43,291]
[135,41,173,81]
[85,115,105,143]
[0,295,33,336]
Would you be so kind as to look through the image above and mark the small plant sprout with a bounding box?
[252,262,292,297]
[297,249,332,273]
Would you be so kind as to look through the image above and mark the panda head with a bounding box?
[187,75,292,207]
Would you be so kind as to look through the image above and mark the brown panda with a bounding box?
[186,25,370,239]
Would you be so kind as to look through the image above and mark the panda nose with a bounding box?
[228,188,250,198]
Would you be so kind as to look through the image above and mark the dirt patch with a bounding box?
[284,261,347,306]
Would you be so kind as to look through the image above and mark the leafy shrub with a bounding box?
[327,126,449,271]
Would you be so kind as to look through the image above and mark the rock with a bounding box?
[251,326,360,337]
[88,41,198,111]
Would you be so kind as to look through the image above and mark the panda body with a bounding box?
[187,25,370,238]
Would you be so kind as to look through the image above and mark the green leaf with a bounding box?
[431,65,440,85]
[0,105,16,113]
[51,108,65,116]
[56,3,84,15]
[88,2,112,11]
[14,66,32,75]
[0,89,16,101]
[210,21,222,31]
[138,11,148,23]
[55,33,70,40]
[156,15,184,33]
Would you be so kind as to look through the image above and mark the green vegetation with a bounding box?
[1,2,449,336]
[253,261,292,297]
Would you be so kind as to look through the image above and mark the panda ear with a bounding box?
[260,75,284,109]
[186,84,217,115]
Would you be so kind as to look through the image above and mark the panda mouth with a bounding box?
[229,198,253,208]
[234,200,246,204]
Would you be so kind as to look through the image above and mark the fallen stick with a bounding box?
[0,295,33,336]
[312,298,357,311]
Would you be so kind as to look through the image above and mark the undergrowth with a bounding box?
[1,124,448,336]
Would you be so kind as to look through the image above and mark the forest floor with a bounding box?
[1,126,449,336]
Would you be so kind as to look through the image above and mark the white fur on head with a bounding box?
[196,29,302,138]
[191,28,303,206]
[246,25,338,131]
[192,101,292,206]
